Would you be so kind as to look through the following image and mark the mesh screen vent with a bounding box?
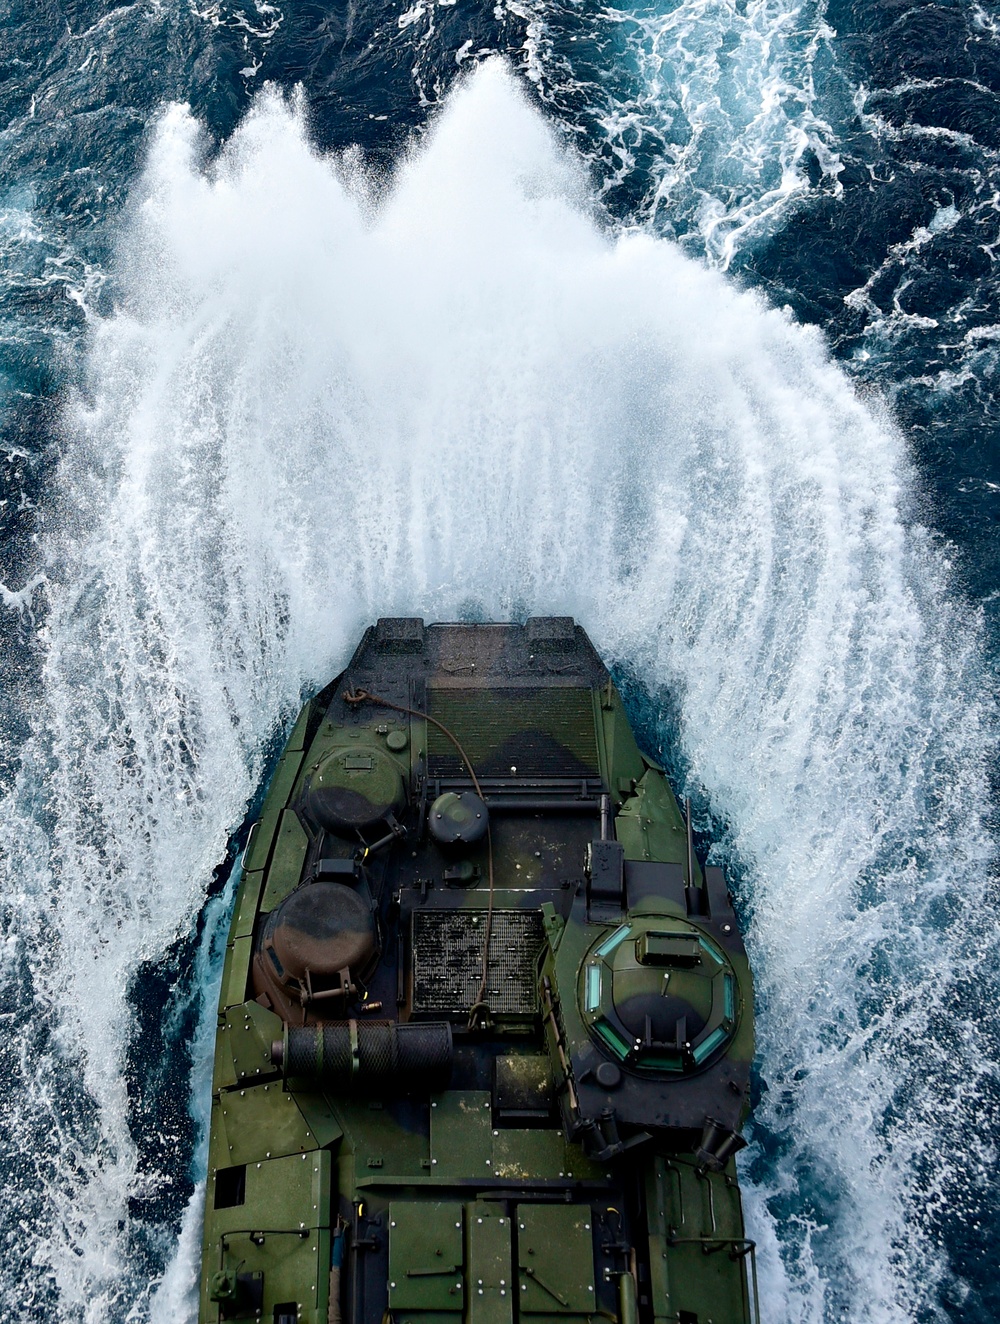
[411,909,544,1018]
[426,687,599,778]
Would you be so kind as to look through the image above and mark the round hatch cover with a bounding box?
[303,746,405,835]
[266,881,376,982]
[428,791,489,849]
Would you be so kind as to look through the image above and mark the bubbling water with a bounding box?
[1,58,994,1324]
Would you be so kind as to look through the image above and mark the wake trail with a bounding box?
[0,60,994,1324]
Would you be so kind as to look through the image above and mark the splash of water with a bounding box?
[1,59,995,1323]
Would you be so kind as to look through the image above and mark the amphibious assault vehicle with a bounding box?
[200,618,758,1324]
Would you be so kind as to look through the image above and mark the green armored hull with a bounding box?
[201,619,758,1324]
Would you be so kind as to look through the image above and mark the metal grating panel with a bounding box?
[411,909,544,1017]
[426,687,599,778]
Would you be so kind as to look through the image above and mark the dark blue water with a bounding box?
[0,3,997,1321]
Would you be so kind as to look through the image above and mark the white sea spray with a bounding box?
[0,60,994,1323]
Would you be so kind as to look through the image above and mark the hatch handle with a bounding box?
[520,1266,570,1307]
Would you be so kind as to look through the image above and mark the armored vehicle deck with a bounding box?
[201,618,758,1324]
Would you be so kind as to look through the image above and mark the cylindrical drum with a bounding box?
[276,1020,453,1093]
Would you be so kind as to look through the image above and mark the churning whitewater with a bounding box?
[1,60,995,1324]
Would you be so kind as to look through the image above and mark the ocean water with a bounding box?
[0,5,997,1324]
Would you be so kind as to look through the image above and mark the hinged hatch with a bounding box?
[517,1205,595,1313]
[388,1201,465,1312]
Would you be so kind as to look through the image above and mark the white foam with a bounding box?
[507,0,847,264]
[1,60,994,1322]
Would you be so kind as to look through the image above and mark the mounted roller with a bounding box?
[272,1020,453,1092]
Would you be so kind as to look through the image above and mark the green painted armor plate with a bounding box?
[200,619,758,1324]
